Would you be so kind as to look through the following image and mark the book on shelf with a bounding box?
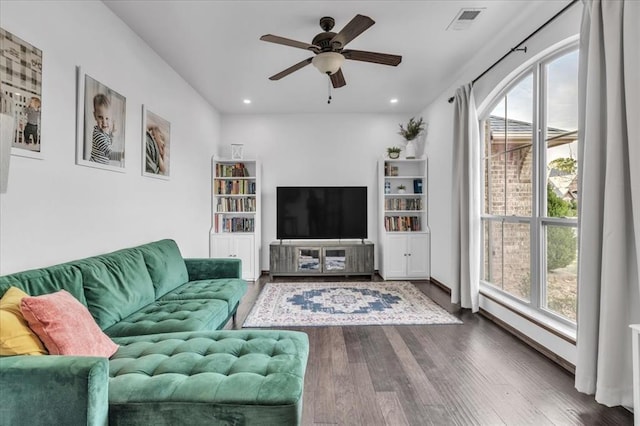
[413,179,423,194]
[384,215,422,232]
[218,217,254,233]
[216,162,249,178]
[214,180,256,195]
[216,197,256,212]
[385,198,423,211]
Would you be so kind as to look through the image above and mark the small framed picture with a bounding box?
[0,27,43,160]
[142,105,170,179]
[231,143,244,160]
[75,67,126,172]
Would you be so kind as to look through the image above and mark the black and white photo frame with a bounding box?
[0,26,43,160]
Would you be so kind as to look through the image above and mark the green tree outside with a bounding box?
[546,184,577,270]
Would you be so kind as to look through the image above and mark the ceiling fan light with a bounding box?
[312,52,345,75]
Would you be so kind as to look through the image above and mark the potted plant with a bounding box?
[398,117,425,159]
[386,146,402,159]
[397,184,406,194]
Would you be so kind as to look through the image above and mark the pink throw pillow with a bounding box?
[20,290,118,357]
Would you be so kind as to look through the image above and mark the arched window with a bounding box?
[480,45,579,326]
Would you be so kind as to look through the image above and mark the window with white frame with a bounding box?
[481,45,579,325]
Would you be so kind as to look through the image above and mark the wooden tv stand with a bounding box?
[269,240,374,280]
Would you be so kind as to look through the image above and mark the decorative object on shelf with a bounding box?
[231,143,244,160]
[397,184,406,194]
[398,116,425,159]
[1,27,44,160]
[413,179,423,194]
[384,180,391,194]
[386,146,401,159]
[142,105,170,179]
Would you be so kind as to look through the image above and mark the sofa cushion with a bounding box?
[21,290,118,357]
[137,239,189,298]
[159,278,247,315]
[0,263,87,306]
[103,299,229,338]
[0,287,47,356]
[78,250,155,330]
[108,330,309,426]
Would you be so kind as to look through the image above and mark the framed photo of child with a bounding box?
[0,27,43,160]
[142,106,170,180]
[75,67,126,172]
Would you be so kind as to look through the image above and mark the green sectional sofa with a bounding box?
[0,239,309,426]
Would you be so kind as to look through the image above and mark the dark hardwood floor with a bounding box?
[227,276,633,425]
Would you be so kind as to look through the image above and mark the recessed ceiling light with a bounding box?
[390,98,398,104]
[243,99,252,104]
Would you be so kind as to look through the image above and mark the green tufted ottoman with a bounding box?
[108,330,309,426]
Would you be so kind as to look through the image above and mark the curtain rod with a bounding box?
[447,0,579,103]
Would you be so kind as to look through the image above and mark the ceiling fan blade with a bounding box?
[330,69,346,88]
[343,49,402,66]
[331,14,375,49]
[268,57,313,80]
[260,34,320,53]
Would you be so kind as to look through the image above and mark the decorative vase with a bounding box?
[397,188,406,194]
[388,151,400,159]
[405,139,416,159]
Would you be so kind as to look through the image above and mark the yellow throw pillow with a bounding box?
[0,286,47,356]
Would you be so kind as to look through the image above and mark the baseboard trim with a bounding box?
[478,308,575,374]
[431,277,575,374]
[429,277,451,294]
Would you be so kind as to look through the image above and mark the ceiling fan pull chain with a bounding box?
[327,76,332,104]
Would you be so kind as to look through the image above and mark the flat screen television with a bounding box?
[276,186,367,240]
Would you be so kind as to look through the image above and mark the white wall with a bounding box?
[420,3,582,364]
[0,1,220,274]
[220,113,412,270]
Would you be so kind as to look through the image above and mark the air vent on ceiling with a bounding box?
[447,8,485,31]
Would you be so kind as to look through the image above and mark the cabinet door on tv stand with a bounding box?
[269,244,297,275]
[343,246,374,274]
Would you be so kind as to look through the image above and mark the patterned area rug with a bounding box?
[243,281,462,327]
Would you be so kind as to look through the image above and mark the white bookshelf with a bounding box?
[209,157,261,280]
[378,157,430,279]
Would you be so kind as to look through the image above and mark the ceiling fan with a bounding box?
[260,14,402,89]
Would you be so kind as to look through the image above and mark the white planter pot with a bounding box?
[405,140,416,159]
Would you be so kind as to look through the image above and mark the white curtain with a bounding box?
[451,83,480,312]
[575,0,640,407]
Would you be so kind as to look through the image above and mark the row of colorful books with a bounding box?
[215,217,255,233]
[215,163,249,177]
[384,216,422,232]
[385,198,424,211]
[216,197,256,212]
[214,180,256,195]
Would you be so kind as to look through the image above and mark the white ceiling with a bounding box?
[103,0,571,115]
